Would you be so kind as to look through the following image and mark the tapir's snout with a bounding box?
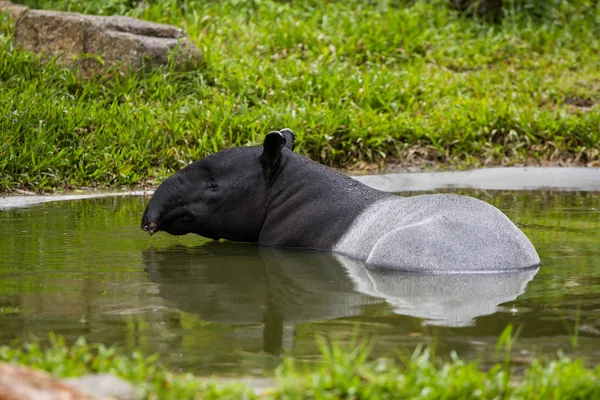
[141,174,189,236]
[142,221,159,236]
[141,203,160,236]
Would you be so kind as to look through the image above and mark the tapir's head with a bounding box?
[141,129,295,241]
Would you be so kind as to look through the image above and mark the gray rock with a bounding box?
[64,374,138,400]
[13,9,203,75]
[0,0,29,21]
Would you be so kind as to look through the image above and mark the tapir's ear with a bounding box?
[280,128,295,151]
[261,131,286,166]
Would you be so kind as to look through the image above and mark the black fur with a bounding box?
[141,129,386,250]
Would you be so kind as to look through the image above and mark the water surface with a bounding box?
[0,190,598,375]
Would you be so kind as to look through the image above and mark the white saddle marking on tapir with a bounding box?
[333,194,540,273]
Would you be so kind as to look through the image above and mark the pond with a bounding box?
[0,188,599,376]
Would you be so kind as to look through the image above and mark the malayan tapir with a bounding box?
[141,129,540,273]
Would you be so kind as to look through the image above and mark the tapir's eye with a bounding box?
[207,182,218,191]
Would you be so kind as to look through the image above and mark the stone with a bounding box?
[13,9,203,75]
[0,364,138,400]
[0,363,93,400]
[0,0,29,21]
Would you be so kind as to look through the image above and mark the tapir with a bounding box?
[141,129,540,273]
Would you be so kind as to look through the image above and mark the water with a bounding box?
[0,190,598,375]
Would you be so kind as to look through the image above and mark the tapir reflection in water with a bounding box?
[141,129,540,273]
[143,243,539,355]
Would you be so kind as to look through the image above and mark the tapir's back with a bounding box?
[334,194,540,273]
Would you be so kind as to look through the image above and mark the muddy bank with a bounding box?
[0,190,151,209]
[352,167,600,192]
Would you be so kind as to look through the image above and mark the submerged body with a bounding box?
[141,129,540,272]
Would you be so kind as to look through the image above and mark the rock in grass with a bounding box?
[0,363,138,400]
[0,363,92,399]
[0,0,29,21]
[13,9,203,75]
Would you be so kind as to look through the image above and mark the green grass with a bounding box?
[2,331,600,399]
[1,0,599,192]
[0,334,255,399]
